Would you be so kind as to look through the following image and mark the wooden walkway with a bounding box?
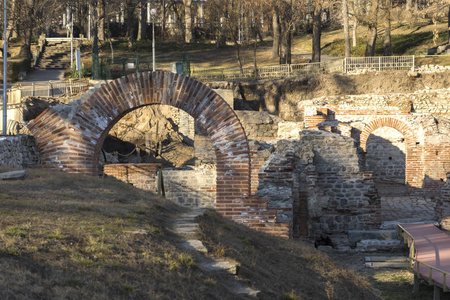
[399,223,450,299]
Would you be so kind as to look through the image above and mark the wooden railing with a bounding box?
[398,224,450,292]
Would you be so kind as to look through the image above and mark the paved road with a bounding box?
[293,53,342,62]
[22,69,65,83]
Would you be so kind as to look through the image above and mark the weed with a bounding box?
[78,206,93,212]
[203,278,216,287]
[283,290,302,300]
[5,225,27,238]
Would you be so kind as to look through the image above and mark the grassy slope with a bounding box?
[91,21,450,74]
[0,168,379,299]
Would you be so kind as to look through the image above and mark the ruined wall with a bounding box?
[163,167,216,208]
[0,135,40,168]
[255,131,381,238]
[303,104,450,193]
[103,163,216,208]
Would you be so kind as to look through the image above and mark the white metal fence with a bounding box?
[191,55,415,81]
[14,79,90,98]
[343,56,414,73]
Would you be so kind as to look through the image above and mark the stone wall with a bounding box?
[103,163,216,208]
[163,167,216,208]
[0,135,40,168]
[254,131,381,239]
[304,104,450,193]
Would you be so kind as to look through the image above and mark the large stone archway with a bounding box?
[359,117,422,189]
[28,71,251,214]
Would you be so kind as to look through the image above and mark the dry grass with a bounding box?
[0,168,235,299]
[198,212,380,300]
[0,168,418,299]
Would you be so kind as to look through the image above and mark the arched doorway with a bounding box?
[28,71,251,213]
[360,117,421,189]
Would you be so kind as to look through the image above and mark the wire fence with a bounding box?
[92,54,155,80]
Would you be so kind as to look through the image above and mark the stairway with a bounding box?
[36,40,72,70]
[174,209,260,298]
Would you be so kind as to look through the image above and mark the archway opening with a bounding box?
[365,126,406,186]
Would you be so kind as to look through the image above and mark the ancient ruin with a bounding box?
[4,69,450,249]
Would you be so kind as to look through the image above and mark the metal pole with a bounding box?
[71,8,74,68]
[152,11,155,72]
[2,0,7,135]
[88,4,91,41]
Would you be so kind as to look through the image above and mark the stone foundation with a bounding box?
[0,135,40,168]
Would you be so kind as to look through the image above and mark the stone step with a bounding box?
[226,280,260,297]
[173,223,200,238]
[347,230,399,247]
[199,259,237,275]
[381,220,438,230]
[356,239,406,252]
[180,239,208,254]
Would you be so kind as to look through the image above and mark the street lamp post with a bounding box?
[70,6,74,68]
[151,8,156,72]
[2,0,7,135]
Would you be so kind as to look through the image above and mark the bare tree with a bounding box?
[343,0,351,57]
[383,0,392,56]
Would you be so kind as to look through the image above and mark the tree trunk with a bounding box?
[343,0,351,57]
[137,0,146,40]
[384,0,392,56]
[162,0,166,41]
[365,26,377,56]
[6,0,16,41]
[98,0,105,41]
[352,17,357,47]
[312,2,322,62]
[272,10,280,59]
[448,5,450,44]
[125,1,136,49]
[406,0,412,11]
[92,0,99,57]
[184,0,192,43]
[365,0,379,57]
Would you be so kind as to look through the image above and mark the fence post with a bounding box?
[344,58,347,74]
[379,57,381,71]
[32,82,34,97]
[221,69,224,81]
[288,64,291,78]
[48,81,51,97]
[412,55,415,71]
[136,55,139,73]
[122,59,126,77]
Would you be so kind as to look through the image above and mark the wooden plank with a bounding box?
[365,256,408,263]
[365,262,409,269]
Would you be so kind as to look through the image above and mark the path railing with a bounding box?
[14,79,90,98]
[398,224,450,292]
[344,56,414,73]
[191,55,415,82]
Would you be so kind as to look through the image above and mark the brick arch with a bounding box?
[359,117,422,188]
[28,71,251,211]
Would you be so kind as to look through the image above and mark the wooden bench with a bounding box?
[399,223,450,300]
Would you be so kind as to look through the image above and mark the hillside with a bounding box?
[0,168,379,299]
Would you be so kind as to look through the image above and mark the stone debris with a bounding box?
[0,170,27,180]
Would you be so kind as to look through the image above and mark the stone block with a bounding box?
[348,230,398,247]
[0,170,26,180]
